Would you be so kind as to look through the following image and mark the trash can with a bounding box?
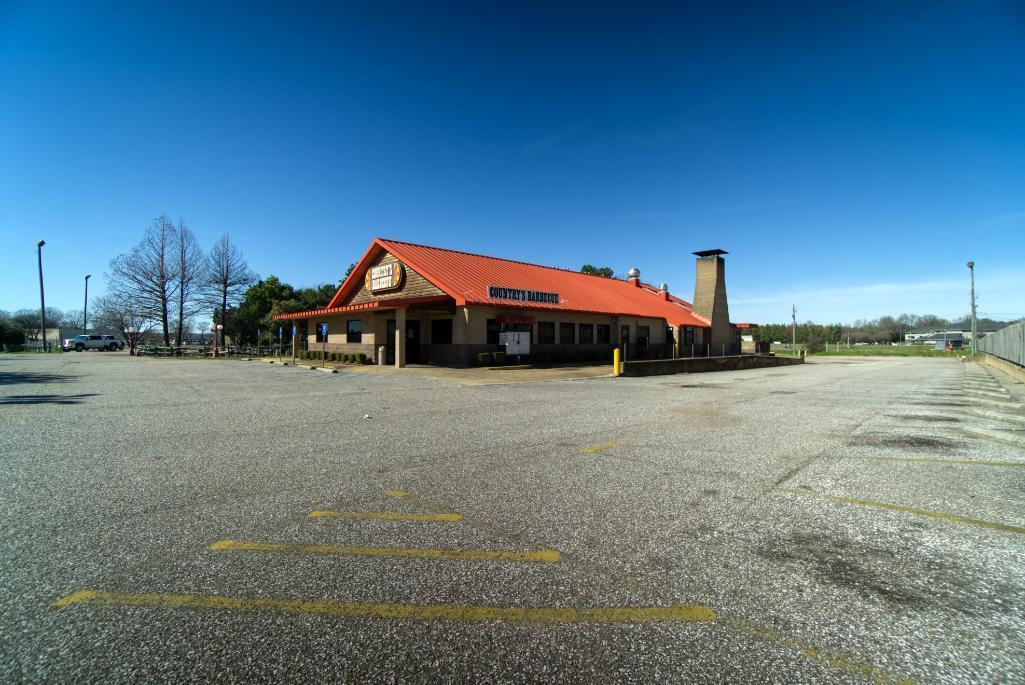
[378,346,386,366]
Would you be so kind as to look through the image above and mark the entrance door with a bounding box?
[406,320,421,363]
[386,319,396,364]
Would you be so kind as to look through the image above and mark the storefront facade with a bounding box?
[276,238,737,367]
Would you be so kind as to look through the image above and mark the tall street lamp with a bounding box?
[212,323,223,357]
[83,274,92,333]
[37,240,47,352]
[967,261,977,356]
[124,326,137,355]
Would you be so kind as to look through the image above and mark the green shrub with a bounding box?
[347,353,355,363]
[492,351,506,364]
[358,353,367,364]
[476,352,493,365]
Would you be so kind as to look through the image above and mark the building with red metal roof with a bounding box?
[275,238,738,366]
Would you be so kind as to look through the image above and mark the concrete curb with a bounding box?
[316,366,338,374]
[967,409,1025,426]
[962,426,1025,450]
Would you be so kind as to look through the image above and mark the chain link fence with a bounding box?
[978,320,1025,367]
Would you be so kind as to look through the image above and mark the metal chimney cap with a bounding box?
[659,283,668,292]
[627,268,640,279]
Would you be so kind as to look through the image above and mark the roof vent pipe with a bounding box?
[628,267,641,287]
[660,282,670,300]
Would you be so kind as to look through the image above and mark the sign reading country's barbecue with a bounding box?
[488,285,560,304]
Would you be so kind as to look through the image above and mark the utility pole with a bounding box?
[37,240,47,352]
[83,274,91,333]
[791,304,797,351]
[967,261,977,356]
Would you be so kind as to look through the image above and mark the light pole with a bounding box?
[83,274,91,333]
[967,261,977,356]
[212,323,223,357]
[37,240,47,352]
[124,326,137,355]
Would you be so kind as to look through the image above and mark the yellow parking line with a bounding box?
[53,590,714,623]
[209,540,560,562]
[386,490,409,498]
[308,511,463,522]
[582,442,620,454]
[779,488,1025,535]
[860,456,1025,468]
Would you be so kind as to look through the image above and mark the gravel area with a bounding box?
[1,352,1023,683]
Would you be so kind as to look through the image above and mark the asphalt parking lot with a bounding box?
[1,352,1023,684]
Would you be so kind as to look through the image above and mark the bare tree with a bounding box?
[91,292,154,355]
[205,233,256,333]
[173,219,206,346]
[60,309,84,330]
[109,215,179,345]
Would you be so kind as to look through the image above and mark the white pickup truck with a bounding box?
[62,334,124,352]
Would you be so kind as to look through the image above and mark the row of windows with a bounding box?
[317,318,679,346]
[488,320,642,345]
[316,319,454,344]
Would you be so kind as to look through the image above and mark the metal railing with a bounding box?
[978,321,1025,367]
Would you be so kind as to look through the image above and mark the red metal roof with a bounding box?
[317,238,711,328]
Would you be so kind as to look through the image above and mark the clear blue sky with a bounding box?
[1,1,1023,324]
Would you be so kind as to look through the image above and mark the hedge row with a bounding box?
[298,350,368,364]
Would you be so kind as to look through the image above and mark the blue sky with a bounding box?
[1,1,1023,325]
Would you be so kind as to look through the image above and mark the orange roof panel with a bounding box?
[377,239,710,328]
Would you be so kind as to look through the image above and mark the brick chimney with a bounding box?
[692,249,731,352]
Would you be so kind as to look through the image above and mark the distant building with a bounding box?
[906,322,1007,344]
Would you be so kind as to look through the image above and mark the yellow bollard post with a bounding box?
[613,347,621,377]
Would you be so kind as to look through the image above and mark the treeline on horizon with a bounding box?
[754,314,1006,345]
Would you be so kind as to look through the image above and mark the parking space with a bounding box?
[1,353,1023,683]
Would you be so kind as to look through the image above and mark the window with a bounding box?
[346,320,362,344]
[579,324,594,344]
[684,327,695,346]
[596,324,611,344]
[486,319,501,345]
[315,322,327,343]
[559,322,575,344]
[431,318,453,344]
[512,323,532,340]
[621,325,630,344]
[538,322,555,344]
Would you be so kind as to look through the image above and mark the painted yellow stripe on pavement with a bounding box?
[53,590,714,623]
[860,456,1025,468]
[308,511,463,522]
[582,442,620,454]
[386,490,409,498]
[209,539,560,562]
[779,488,1025,535]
